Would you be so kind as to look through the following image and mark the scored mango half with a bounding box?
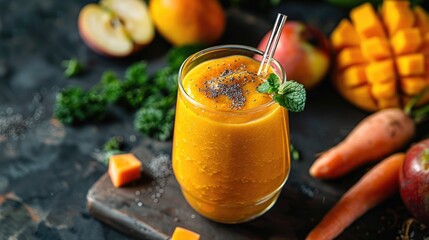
[331,0,429,111]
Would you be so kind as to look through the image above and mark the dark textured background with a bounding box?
[1,0,429,239]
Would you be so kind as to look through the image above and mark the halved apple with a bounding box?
[78,0,154,57]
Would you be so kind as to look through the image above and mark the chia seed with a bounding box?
[199,67,258,110]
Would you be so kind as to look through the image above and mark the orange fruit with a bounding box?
[149,0,226,45]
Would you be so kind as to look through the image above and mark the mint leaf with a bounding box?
[267,74,280,93]
[257,74,280,94]
[257,81,271,93]
[258,74,306,112]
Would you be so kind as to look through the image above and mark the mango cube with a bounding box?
[381,1,415,36]
[342,65,367,87]
[331,19,360,51]
[171,227,200,240]
[350,3,386,39]
[390,28,422,55]
[400,77,428,96]
[108,153,142,188]
[365,59,395,84]
[337,47,366,69]
[371,80,396,99]
[361,37,392,60]
[396,54,425,77]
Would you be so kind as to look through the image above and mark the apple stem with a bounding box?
[258,13,287,76]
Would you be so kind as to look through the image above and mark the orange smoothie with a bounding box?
[172,46,290,223]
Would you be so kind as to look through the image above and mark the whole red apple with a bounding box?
[400,138,429,225]
[257,21,330,89]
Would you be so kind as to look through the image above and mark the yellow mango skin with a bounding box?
[381,1,415,36]
[351,3,386,39]
[331,19,360,51]
[331,0,429,111]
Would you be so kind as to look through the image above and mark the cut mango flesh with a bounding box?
[396,54,425,77]
[342,65,367,87]
[381,1,415,36]
[365,60,395,84]
[401,77,428,96]
[337,47,366,69]
[108,153,142,188]
[332,0,429,111]
[331,19,360,51]
[361,37,391,60]
[350,3,386,39]
[390,28,422,55]
[171,227,200,240]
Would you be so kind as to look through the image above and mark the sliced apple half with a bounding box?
[78,0,154,57]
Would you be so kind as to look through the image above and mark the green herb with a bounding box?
[102,136,125,164]
[290,144,301,161]
[54,45,203,140]
[54,87,107,125]
[62,58,84,78]
[121,62,150,109]
[91,71,122,103]
[257,74,306,112]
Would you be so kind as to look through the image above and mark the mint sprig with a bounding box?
[257,74,306,112]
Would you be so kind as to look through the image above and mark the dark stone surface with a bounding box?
[1,0,428,239]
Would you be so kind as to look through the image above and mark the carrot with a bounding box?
[309,108,414,179]
[306,153,405,240]
[108,153,142,188]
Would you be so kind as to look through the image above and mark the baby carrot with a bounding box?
[309,108,414,179]
[306,153,405,240]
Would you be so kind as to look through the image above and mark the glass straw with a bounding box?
[258,13,288,76]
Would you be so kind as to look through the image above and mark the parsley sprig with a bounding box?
[257,74,306,112]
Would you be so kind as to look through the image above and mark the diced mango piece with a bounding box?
[390,28,422,55]
[331,19,360,51]
[377,96,400,109]
[348,85,378,111]
[171,227,200,240]
[396,54,425,77]
[361,37,392,60]
[342,65,367,87]
[337,47,366,69]
[350,3,386,39]
[108,153,142,188]
[381,0,415,36]
[370,80,396,99]
[415,6,429,34]
[400,77,428,96]
[365,59,395,83]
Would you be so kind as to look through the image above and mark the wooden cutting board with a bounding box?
[86,139,338,240]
